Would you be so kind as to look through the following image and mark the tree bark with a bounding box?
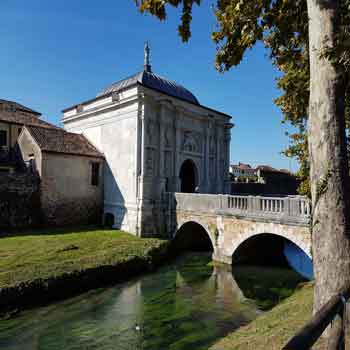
[307,0,350,348]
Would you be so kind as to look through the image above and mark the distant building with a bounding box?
[230,164,299,196]
[255,165,298,194]
[229,162,256,180]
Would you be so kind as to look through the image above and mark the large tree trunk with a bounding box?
[307,0,350,348]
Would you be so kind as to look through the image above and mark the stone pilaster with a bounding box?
[159,104,165,177]
[173,110,181,192]
[204,120,210,192]
[216,124,221,193]
[157,104,167,195]
[224,124,232,194]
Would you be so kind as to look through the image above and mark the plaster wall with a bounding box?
[40,152,103,226]
[63,100,139,233]
[18,128,43,176]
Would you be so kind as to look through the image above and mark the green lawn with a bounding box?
[0,227,168,288]
[210,282,314,350]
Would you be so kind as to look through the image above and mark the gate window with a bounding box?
[91,162,100,186]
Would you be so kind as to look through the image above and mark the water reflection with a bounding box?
[0,254,278,350]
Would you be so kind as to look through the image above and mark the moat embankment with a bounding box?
[0,228,170,314]
[0,253,305,350]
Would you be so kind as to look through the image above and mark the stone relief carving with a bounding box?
[182,131,202,153]
[182,131,197,152]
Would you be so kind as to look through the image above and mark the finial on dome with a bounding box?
[144,41,152,73]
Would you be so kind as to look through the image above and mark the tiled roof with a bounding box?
[238,162,252,170]
[256,165,277,172]
[231,163,254,170]
[27,126,104,158]
[257,165,293,175]
[0,110,60,129]
[0,99,41,115]
[97,70,200,105]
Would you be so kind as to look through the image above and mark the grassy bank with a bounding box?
[210,282,314,350]
[0,227,169,313]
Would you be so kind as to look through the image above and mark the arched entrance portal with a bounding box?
[179,159,198,193]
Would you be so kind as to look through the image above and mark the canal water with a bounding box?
[0,253,304,350]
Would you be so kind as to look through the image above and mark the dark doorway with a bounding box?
[104,213,115,228]
[179,159,197,193]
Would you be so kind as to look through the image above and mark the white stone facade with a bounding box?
[62,76,232,237]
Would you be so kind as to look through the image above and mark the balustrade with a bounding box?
[169,192,311,224]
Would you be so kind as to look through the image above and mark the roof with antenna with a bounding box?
[97,70,199,105]
[97,42,200,105]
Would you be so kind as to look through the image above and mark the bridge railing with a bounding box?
[169,193,311,224]
[225,195,311,223]
[227,195,248,211]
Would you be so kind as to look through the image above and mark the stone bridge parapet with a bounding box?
[164,193,312,265]
[167,193,311,225]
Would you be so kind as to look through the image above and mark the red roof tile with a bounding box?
[27,125,104,158]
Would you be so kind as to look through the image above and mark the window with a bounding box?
[91,162,100,186]
[0,130,7,147]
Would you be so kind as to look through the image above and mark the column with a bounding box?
[173,109,181,192]
[137,100,146,236]
[224,125,232,194]
[158,104,166,195]
[204,120,210,192]
[140,113,146,179]
[159,104,165,178]
[216,124,220,193]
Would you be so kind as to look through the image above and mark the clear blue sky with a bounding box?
[0,0,298,171]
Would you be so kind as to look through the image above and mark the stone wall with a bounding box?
[0,172,41,229]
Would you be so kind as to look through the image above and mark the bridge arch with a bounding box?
[173,220,215,252]
[228,224,311,261]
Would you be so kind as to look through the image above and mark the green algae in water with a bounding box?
[0,254,301,350]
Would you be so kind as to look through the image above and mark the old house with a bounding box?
[0,98,104,228]
[62,44,233,236]
[0,98,57,173]
[18,125,104,226]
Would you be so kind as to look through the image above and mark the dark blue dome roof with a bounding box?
[98,70,199,105]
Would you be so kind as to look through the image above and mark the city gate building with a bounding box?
[62,45,233,236]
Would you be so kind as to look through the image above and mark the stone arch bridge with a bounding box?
[164,193,311,264]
